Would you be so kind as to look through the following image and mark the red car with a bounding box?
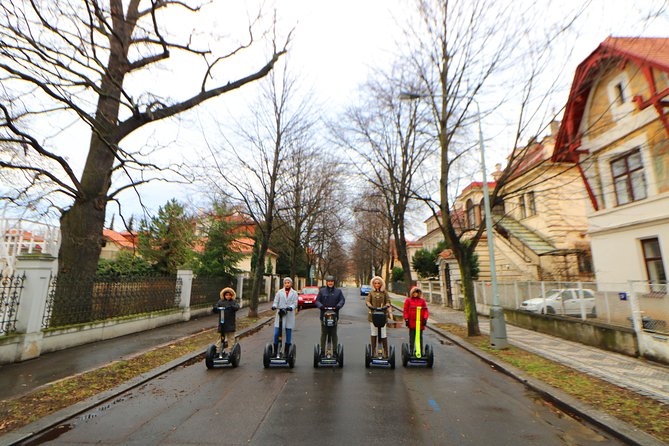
[298,286,319,310]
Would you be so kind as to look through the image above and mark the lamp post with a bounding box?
[474,100,508,349]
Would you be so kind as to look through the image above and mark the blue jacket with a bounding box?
[315,286,345,315]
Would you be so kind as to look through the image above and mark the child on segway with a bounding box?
[403,286,430,363]
[205,287,241,368]
[366,276,393,358]
[214,287,240,351]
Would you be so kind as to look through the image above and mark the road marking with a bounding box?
[428,399,441,412]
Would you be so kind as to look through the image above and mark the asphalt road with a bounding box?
[26,288,623,445]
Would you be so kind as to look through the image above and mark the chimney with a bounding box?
[491,163,503,181]
[550,120,560,137]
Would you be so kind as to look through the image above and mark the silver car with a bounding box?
[520,289,596,316]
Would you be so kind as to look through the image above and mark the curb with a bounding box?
[0,315,275,446]
[423,319,665,446]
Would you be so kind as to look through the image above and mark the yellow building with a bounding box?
[553,37,669,290]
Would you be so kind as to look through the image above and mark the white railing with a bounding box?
[0,218,61,275]
[473,280,668,333]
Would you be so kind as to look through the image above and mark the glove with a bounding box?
[405,319,409,327]
[422,319,427,327]
[271,306,276,310]
[279,308,286,316]
[286,307,293,312]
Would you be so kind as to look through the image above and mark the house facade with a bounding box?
[553,37,669,291]
[419,125,594,283]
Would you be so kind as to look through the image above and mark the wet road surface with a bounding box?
[25,288,623,445]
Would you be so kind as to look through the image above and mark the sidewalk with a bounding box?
[400,294,669,405]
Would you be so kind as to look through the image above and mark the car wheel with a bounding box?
[590,306,597,317]
[546,306,556,315]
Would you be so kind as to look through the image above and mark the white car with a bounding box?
[520,289,596,316]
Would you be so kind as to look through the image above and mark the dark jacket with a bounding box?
[315,286,345,317]
[213,298,240,333]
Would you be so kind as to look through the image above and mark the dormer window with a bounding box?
[615,82,626,105]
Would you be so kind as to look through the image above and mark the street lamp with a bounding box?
[474,100,508,349]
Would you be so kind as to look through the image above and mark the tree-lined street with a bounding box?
[29,288,621,445]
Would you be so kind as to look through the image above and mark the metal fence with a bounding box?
[474,280,669,333]
[629,280,668,334]
[191,276,233,308]
[42,275,182,329]
[418,280,444,305]
[0,273,25,336]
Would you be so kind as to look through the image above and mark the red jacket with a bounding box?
[403,296,429,330]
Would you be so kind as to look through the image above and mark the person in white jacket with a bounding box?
[272,277,299,354]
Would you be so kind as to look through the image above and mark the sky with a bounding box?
[3,0,669,237]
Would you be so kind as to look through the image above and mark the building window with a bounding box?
[466,199,476,229]
[641,238,666,284]
[527,191,536,216]
[518,195,526,219]
[611,149,646,206]
[615,82,626,105]
[577,251,593,274]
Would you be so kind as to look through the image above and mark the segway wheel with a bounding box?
[205,345,216,369]
[231,344,241,368]
[401,343,409,368]
[313,345,320,368]
[263,344,272,368]
[426,344,434,368]
[288,344,297,369]
[365,344,371,368]
[389,346,396,369]
[337,344,344,368]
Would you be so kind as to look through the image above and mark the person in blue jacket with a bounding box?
[314,275,346,353]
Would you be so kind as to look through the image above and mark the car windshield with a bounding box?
[302,287,318,294]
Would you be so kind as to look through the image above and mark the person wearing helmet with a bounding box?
[272,277,299,354]
[403,286,429,353]
[315,275,346,353]
[366,276,393,357]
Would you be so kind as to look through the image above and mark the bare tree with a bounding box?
[206,62,313,317]
[401,0,591,336]
[350,189,392,286]
[0,1,288,291]
[335,66,434,288]
[276,130,335,283]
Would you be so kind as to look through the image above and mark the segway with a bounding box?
[263,307,297,368]
[401,305,434,368]
[314,307,343,368]
[365,306,395,369]
[205,305,241,369]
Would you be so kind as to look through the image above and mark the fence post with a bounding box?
[514,281,519,309]
[427,281,433,304]
[14,254,57,361]
[176,269,193,321]
[236,274,244,303]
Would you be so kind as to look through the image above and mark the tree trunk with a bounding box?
[248,246,265,318]
[52,198,107,325]
[457,247,480,336]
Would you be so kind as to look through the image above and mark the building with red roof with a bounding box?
[552,37,669,293]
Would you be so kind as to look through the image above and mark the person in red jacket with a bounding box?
[403,286,429,353]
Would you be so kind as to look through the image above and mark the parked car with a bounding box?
[298,286,319,309]
[360,284,372,296]
[519,289,596,317]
